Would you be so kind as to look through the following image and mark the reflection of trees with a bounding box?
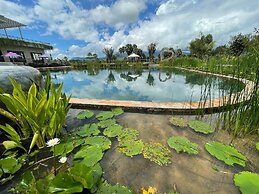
[159,72,172,82]
[87,67,100,76]
[185,73,212,86]
[107,70,116,83]
[120,70,142,82]
[146,70,155,86]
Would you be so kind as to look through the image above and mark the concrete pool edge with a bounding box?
[68,68,254,114]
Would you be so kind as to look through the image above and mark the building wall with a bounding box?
[0,45,45,64]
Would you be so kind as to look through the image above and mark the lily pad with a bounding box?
[0,157,22,174]
[117,128,139,142]
[119,140,144,157]
[97,181,133,194]
[169,117,188,127]
[51,141,74,156]
[205,141,247,167]
[103,124,123,138]
[84,136,111,151]
[143,143,171,166]
[167,136,198,154]
[234,171,259,194]
[74,145,104,167]
[48,172,83,193]
[98,119,117,128]
[96,111,114,121]
[76,123,100,137]
[76,110,94,119]
[256,142,259,151]
[111,107,124,116]
[188,120,214,134]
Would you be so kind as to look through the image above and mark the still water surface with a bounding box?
[46,67,244,102]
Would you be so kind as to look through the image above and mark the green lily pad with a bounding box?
[84,136,112,151]
[76,123,100,137]
[74,145,104,167]
[11,171,38,193]
[0,157,22,174]
[96,111,114,121]
[119,140,144,157]
[103,124,123,138]
[111,107,124,116]
[234,171,259,194]
[170,116,188,127]
[76,110,94,119]
[97,181,133,194]
[117,128,139,142]
[167,136,198,154]
[48,172,83,193]
[98,119,117,128]
[256,142,259,151]
[143,143,171,166]
[70,163,102,190]
[205,141,247,167]
[188,120,214,134]
[51,141,74,156]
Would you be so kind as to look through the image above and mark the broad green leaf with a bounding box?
[97,119,116,128]
[84,136,111,151]
[188,120,214,134]
[96,111,114,121]
[167,136,198,154]
[48,172,83,193]
[205,141,247,167]
[111,107,124,116]
[51,142,74,156]
[2,141,20,150]
[103,124,123,137]
[0,157,22,174]
[117,128,139,142]
[76,110,94,120]
[143,143,171,166]
[74,145,104,167]
[97,181,133,194]
[234,171,259,194]
[0,123,21,142]
[76,123,100,137]
[169,116,188,127]
[12,171,38,193]
[256,142,259,151]
[119,140,144,157]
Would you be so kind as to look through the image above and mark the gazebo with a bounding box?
[128,53,140,62]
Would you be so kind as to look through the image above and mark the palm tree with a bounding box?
[103,47,114,63]
[148,43,156,62]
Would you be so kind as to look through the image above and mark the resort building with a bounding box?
[0,15,53,65]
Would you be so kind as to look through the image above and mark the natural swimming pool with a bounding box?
[43,67,244,102]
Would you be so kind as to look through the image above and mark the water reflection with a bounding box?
[42,67,244,102]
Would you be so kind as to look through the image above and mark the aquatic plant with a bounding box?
[169,116,188,127]
[167,136,198,154]
[97,119,117,128]
[103,124,123,138]
[84,136,111,151]
[97,181,133,194]
[256,142,259,151]
[51,141,74,156]
[142,186,157,194]
[111,107,124,116]
[143,143,171,166]
[76,110,94,120]
[234,171,259,194]
[76,123,100,137]
[96,111,114,121]
[117,128,139,142]
[119,140,144,157]
[0,157,22,180]
[205,141,247,167]
[188,120,214,134]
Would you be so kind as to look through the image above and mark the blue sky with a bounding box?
[1,0,258,59]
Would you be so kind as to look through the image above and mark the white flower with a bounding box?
[46,138,60,147]
[59,156,67,164]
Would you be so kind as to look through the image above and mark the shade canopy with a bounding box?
[3,52,21,58]
[0,15,26,29]
[39,53,50,58]
[128,53,140,58]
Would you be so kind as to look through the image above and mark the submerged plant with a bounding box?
[167,136,198,154]
[143,143,171,166]
[234,171,259,194]
[205,141,247,167]
[169,117,188,127]
[188,120,214,134]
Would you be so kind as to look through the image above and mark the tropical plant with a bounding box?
[229,33,250,56]
[0,74,71,152]
[103,47,114,63]
[234,171,259,194]
[148,43,157,62]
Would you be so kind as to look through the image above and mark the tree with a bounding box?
[148,43,157,62]
[229,33,250,56]
[189,33,214,59]
[103,47,114,63]
[212,45,229,56]
[175,49,183,57]
[119,44,145,59]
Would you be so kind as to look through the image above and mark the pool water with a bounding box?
[45,67,244,102]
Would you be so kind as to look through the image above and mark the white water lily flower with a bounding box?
[59,157,67,164]
[46,138,60,147]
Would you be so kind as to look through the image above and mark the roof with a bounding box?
[0,15,26,29]
[128,53,140,58]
